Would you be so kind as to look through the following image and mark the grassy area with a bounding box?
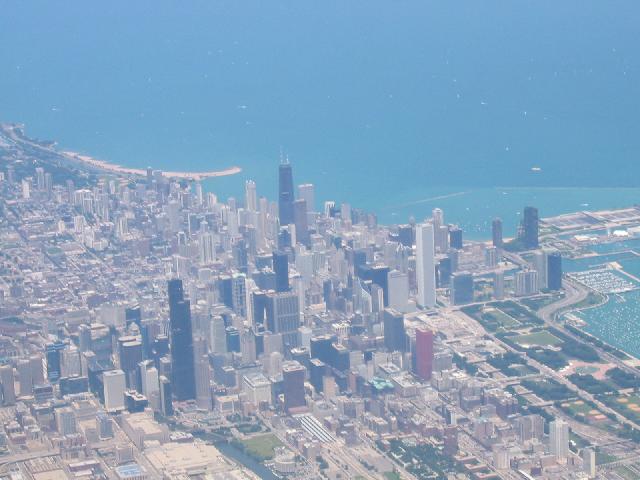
[484,308,520,329]
[493,300,544,326]
[239,434,283,461]
[567,374,614,395]
[487,352,538,377]
[560,399,610,425]
[596,450,618,465]
[522,378,574,401]
[513,330,564,348]
[521,294,564,311]
[460,305,520,332]
[606,367,640,389]
[383,472,402,480]
[601,394,640,425]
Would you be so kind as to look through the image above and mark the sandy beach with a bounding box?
[61,151,242,181]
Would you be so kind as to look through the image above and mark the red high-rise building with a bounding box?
[415,327,434,381]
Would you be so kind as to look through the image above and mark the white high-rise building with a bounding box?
[209,315,227,354]
[582,447,596,478]
[103,369,126,411]
[298,184,315,212]
[388,270,409,312]
[195,355,211,410]
[549,418,569,463]
[199,232,216,265]
[432,208,444,229]
[515,270,539,296]
[245,180,257,212]
[533,250,548,290]
[21,178,31,199]
[140,365,159,398]
[416,223,436,308]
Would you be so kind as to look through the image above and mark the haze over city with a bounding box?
[1,2,640,480]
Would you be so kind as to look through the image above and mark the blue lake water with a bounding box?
[1,1,640,238]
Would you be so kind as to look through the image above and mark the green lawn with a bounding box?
[383,472,402,480]
[485,308,520,328]
[513,330,563,348]
[240,434,283,461]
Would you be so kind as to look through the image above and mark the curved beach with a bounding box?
[61,151,242,181]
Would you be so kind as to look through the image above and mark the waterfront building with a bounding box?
[547,252,563,291]
[522,206,539,249]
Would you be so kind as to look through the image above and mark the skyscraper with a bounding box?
[159,375,173,416]
[532,250,548,290]
[283,361,306,413]
[547,252,563,291]
[103,369,126,411]
[293,199,309,245]
[0,365,15,406]
[415,327,434,381]
[278,161,294,226]
[45,341,65,382]
[383,309,406,352]
[167,279,196,401]
[297,183,315,212]
[416,223,436,308]
[357,264,390,307]
[582,447,596,478]
[451,272,474,305]
[523,206,539,249]
[492,218,503,248]
[245,180,257,212]
[265,291,300,348]
[549,418,569,463]
[449,227,463,250]
[273,251,289,292]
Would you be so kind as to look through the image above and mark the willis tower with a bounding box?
[168,279,196,401]
[278,159,294,226]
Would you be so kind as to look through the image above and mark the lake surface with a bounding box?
[1,1,640,236]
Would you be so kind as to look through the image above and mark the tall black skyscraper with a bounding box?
[522,207,539,249]
[278,161,295,226]
[273,251,289,292]
[167,279,196,401]
[547,253,563,291]
[492,218,503,248]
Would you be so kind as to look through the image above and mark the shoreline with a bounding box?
[1,122,242,181]
[61,150,242,181]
